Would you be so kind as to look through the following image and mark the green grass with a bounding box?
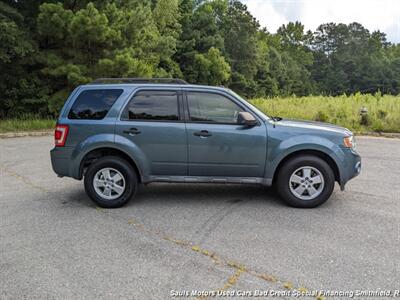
[250,93,400,133]
[0,118,55,133]
[1,93,399,134]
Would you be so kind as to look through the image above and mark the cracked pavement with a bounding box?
[0,136,399,299]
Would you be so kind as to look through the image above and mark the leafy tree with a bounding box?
[1,0,400,118]
[36,0,175,113]
[223,0,259,95]
[0,2,47,117]
[254,30,278,97]
[310,22,400,95]
[193,47,231,85]
[153,0,182,77]
[176,0,227,83]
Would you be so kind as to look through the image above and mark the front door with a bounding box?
[115,89,187,176]
[184,91,267,177]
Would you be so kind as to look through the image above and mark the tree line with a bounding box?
[1,0,400,117]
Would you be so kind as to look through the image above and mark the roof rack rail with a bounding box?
[90,78,188,85]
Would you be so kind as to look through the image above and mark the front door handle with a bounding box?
[193,130,212,137]
[123,128,141,136]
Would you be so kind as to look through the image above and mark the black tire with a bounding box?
[276,155,335,208]
[84,156,138,208]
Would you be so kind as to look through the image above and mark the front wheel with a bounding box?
[84,156,138,208]
[276,155,335,208]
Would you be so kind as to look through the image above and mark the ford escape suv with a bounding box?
[50,78,361,208]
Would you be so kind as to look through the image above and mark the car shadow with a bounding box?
[60,183,283,208]
[130,183,283,207]
[59,188,94,208]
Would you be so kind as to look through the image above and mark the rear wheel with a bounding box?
[84,156,138,208]
[276,155,335,208]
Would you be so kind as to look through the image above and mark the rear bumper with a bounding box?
[50,147,74,178]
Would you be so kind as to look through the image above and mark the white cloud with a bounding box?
[245,1,288,32]
[241,0,400,43]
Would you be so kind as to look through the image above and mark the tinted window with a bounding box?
[68,89,123,120]
[187,92,243,124]
[122,91,179,121]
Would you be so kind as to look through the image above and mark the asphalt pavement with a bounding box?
[0,136,399,299]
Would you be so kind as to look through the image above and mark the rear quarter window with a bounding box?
[68,89,123,120]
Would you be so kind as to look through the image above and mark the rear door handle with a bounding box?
[123,128,141,136]
[193,130,212,137]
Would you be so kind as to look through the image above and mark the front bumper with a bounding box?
[340,148,361,190]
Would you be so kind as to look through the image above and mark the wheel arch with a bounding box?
[272,149,340,185]
[78,147,142,182]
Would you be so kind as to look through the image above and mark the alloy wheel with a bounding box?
[289,166,325,200]
[93,167,126,200]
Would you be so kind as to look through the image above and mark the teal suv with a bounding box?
[50,78,361,208]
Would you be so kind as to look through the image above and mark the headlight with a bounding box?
[343,135,356,149]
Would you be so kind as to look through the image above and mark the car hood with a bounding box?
[274,119,353,136]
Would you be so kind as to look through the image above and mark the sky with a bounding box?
[241,0,400,43]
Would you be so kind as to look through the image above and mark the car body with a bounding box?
[50,79,361,208]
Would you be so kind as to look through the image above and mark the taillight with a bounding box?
[54,124,69,147]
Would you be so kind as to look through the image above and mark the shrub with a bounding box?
[314,111,328,122]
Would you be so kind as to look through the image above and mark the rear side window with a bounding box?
[68,89,123,120]
[122,90,179,121]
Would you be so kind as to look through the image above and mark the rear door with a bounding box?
[184,90,267,177]
[115,88,187,176]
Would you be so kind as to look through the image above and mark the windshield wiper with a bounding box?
[271,116,282,122]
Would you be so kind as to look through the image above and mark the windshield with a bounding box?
[227,90,270,121]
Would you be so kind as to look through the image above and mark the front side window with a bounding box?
[68,89,123,120]
[122,90,179,121]
[187,92,244,124]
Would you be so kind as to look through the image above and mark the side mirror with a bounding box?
[238,112,257,127]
